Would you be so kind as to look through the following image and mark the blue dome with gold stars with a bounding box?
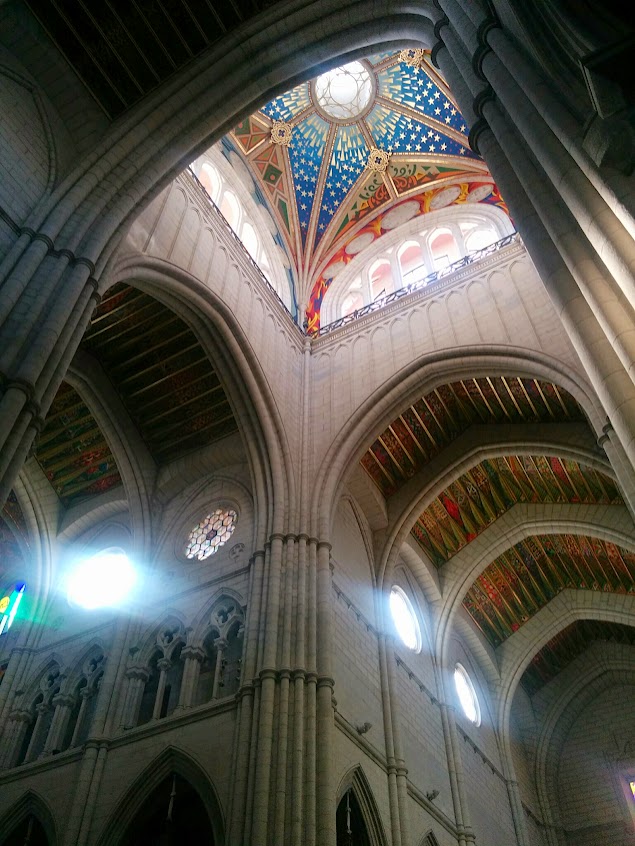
[227,49,506,331]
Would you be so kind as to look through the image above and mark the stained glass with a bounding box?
[314,62,374,120]
[630,780,635,800]
[0,582,25,635]
[185,509,237,561]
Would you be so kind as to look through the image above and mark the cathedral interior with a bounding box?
[0,1,634,844]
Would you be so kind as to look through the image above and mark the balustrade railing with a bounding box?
[317,232,519,336]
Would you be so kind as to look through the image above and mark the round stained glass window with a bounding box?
[185,508,237,561]
[454,663,481,726]
[389,586,421,652]
[314,61,375,120]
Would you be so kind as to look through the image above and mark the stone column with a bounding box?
[316,540,335,846]
[119,667,149,730]
[432,33,635,473]
[211,638,227,700]
[0,710,31,768]
[70,688,93,747]
[176,646,205,709]
[151,658,171,720]
[24,702,49,762]
[43,693,75,754]
[439,700,474,846]
[377,632,403,846]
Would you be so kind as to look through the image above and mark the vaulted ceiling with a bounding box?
[35,284,238,508]
[521,619,635,696]
[24,0,281,118]
[361,376,585,497]
[361,374,635,687]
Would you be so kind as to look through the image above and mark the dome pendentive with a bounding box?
[227,50,508,332]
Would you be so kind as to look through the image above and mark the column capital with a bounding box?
[181,645,206,662]
[52,693,75,709]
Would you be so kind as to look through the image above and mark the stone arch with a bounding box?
[189,588,246,647]
[532,654,635,838]
[0,790,57,846]
[313,346,604,542]
[134,612,188,668]
[336,765,388,846]
[95,746,224,846]
[108,256,295,543]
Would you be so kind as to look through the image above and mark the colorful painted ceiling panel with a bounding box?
[463,535,635,649]
[228,50,502,330]
[81,284,239,465]
[521,620,635,696]
[35,382,122,507]
[361,377,584,498]
[412,456,622,567]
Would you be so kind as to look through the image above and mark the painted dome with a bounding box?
[227,49,507,331]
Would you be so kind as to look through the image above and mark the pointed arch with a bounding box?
[0,791,57,846]
[95,746,224,846]
[336,765,387,846]
[108,256,296,544]
[312,347,605,542]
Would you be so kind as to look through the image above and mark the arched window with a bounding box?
[369,259,394,300]
[185,508,238,561]
[199,163,221,203]
[398,240,425,286]
[465,226,498,252]
[389,586,422,652]
[195,597,244,704]
[220,191,240,232]
[336,790,371,846]
[120,773,216,845]
[15,694,42,766]
[454,663,481,726]
[240,222,259,261]
[2,815,50,846]
[342,291,364,317]
[429,229,460,271]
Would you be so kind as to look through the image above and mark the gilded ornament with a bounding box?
[271,120,293,146]
[399,48,426,69]
[366,148,391,174]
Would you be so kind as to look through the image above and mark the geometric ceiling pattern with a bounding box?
[35,382,122,508]
[24,0,282,118]
[80,284,238,467]
[361,376,585,498]
[229,51,507,331]
[412,456,622,567]
[521,619,635,696]
[463,534,635,649]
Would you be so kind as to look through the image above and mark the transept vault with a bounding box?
[0,2,634,845]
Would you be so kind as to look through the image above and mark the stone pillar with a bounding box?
[176,646,205,709]
[439,700,474,846]
[151,657,171,720]
[211,638,227,700]
[316,540,335,846]
[119,667,149,730]
[25,702,49,762]
[70,688,93,747]
[377,632,403,846]
[44,693,75,754]
[0,710,31,768]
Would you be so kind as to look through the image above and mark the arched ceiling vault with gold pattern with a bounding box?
[227,49,508,331]
[358,375,635,694]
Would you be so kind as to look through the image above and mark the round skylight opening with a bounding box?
[389,586,421,651]
[314,61,374,120]
[454,663,481,726]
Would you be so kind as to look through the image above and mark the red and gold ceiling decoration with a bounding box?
[361,376,584,498]
[464,535,635,649]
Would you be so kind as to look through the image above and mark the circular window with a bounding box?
[389,586,421,652]
[185,508,237,561]
[314,61,375,121]
[454,663,481,725]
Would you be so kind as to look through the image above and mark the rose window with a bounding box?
[185,508,237,561]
